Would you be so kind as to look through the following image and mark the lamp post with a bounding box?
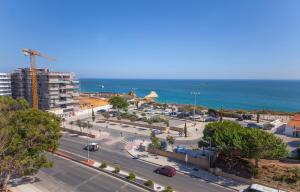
[87,121,90,162]
[191,92,201,123]
[99,84,104,97]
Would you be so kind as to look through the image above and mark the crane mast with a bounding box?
[22,48,55,110]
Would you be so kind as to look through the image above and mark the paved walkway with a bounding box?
[64,113,203,141]
[127,141,249,192]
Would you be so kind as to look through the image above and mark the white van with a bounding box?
[247,184,286,192]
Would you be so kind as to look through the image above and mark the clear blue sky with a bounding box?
[0,0,299,79]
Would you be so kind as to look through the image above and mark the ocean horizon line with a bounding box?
[79,78,300,81]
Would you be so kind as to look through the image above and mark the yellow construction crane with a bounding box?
[22,48,55,110]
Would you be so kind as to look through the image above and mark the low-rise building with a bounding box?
[0,73,11,96]
[284,114,300,137]
[11,68,79,113]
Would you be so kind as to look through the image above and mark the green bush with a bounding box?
[164,186,173,192]
[127,172,136,181]
[144,180,154,187]
[114,165,121,173]
[100,162,107,169]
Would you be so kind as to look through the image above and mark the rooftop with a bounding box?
[287,114,300,129]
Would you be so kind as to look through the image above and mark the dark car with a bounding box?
[160,141,168,151]
[83,143,99,151]
[109,111,118,117]
[154,166,176,177]
[177,112,191,118]
[97,109,106,114]
[205,116,219,122]
[246,123,262,129]
[242,114,253,120]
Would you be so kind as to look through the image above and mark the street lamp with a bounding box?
[99,84,104,97]
[87,121,90,162]
[191,92,201,123]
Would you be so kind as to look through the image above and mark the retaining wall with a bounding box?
[147,147,210,170]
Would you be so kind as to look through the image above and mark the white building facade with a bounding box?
[0,73,11,96]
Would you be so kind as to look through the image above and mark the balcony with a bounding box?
[49,87,59,91]
[55,99,76,105]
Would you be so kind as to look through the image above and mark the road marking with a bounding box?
[74,172,103,189]
[53,154,149,192]
[116,183,128,192]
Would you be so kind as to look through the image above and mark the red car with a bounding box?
[154,166,176,177]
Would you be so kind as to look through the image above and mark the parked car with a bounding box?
[160,141,168,151]
[205,116,219,122]
[236,116,244,121]
[152,129,163,135]
[109,111,118,117]
[245,184,286,192]
[169,112,178,117]
[246,123,262,129]
[177,112,191,118]
[189,114,202,120]
[242,114,253,120]
[83,143,99,151]
[97,109,106,114]
[154,166,176,177]
[174,145,186,154]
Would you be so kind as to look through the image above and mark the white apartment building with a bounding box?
[0,73,12,96]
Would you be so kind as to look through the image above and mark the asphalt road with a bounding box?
[60,135,233,192]
[40,154,147,192]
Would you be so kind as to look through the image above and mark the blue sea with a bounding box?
[79,79,300,112]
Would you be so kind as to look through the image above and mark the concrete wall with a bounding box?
[74,105,112,116]
[148,147,210,170]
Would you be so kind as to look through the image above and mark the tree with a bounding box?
[150,133,160,149]
[200,121,288,169]
[0,96,61,192]
[129,115,137,122]
[102,112,110,120]
[61,117,66,128]
[76,119,83,132]
[109,96,128,113]
[92,109,95,122]
[184,120,187,137]
[257,113,260,123]
[166,135,175,148]
[69,121,74,129]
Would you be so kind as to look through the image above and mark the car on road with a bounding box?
[204,116,219,122]
[84,143,100,151]
[154,166,176,177]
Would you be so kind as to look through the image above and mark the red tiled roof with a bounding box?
[288,115,300,130]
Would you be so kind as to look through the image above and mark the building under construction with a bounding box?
[11,68,79,112]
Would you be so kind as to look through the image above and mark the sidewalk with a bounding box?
[9,171,73,192]
[127,141,249,192]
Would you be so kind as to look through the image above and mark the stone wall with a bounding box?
[148,147,210,170]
